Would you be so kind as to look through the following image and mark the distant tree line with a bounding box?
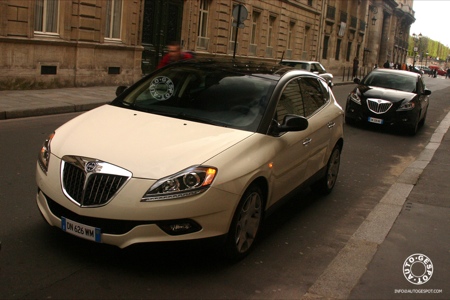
[408,35,450,63]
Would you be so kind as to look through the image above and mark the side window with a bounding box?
[299,78,326,117]
[276,79,305,124]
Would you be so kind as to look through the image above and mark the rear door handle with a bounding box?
[303,138,312,146]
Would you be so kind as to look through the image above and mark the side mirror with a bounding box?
[116,85,128,96]
[423,88,432,95]
[353,78,361,84]
[279,115,308,132]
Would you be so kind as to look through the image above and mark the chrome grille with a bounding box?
[367,98,393,114]
[61,156,131,207]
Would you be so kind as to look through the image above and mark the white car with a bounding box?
[36,58,344,260]
[280,60,334,87]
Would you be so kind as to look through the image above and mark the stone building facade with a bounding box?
[0,0,415,90]
[179,0,415,78]
[0,0,143,90]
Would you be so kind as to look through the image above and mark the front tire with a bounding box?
[311,145,341,195]
[224,184,264,261]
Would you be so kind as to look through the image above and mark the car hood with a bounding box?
[51,105,254,179]
[357,86,415,103]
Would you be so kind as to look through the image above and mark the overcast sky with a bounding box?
[409,0,450,47]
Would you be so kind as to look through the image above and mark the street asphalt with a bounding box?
[1,79,448,299]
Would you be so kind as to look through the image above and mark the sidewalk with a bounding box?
[0,85,117,120]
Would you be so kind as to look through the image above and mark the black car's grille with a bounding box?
[367,98,393,114]
[61,156,131,207]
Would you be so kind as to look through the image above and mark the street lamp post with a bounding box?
[412,33,422,67]
[425,52,428,67]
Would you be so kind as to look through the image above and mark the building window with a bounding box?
[197,0,210,49]
[249,11,260,56]
[198,0,209,39]
[322,36,329,59]
[287,21,295,50]
[308,0,314,6]
[346,41,352,61]
[335,39,342,60]
[251,11,260,45]
[105,0,122,39]
[268,16,276,47]
[229,4,239,52]
[34,0,59,34]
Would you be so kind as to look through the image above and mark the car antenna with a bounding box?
[279,51,285,63]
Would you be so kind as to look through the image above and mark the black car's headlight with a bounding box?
[397,101,415,111]
[141,166,217,201]
[38,133,55,174]
[348,91,361,105]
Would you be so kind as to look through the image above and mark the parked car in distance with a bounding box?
[279,60,334,87]
[345,68,431,135]
[419,66,432,75]
[409,66,423,75]
[36,58,344,260]
[428,65,446,76]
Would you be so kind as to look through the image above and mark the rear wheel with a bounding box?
[311,145,341,195]
[224,184,264,261]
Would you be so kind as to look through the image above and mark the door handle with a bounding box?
[303,138,312,146]
[327,122,336,129]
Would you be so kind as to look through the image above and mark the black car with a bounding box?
[345,69,431,135]
[409,66,424,75]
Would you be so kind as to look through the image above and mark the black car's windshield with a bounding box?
[361,72,417,93]
[114,66,276,132]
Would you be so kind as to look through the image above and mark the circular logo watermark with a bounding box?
[403,253,433,285]
[149,76,174,101]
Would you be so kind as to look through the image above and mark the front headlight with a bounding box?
[397,101,415,111]
[141,166,217,201]
[348,91,361,105]
[38,132,55,174]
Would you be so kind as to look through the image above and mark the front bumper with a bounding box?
[345,100,418,128]
[36,163,239,249]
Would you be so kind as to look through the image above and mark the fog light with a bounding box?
[158,220,202,235]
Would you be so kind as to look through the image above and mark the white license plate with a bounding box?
[61,217,101,242]
[368,117,384,124]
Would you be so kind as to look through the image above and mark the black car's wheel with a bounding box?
[407,111,421,135]
[224,184,264,261]
[419,109,427,127]
[311,145,341,195]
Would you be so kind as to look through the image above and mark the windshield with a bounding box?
[361,72,417,93]
[114,66,276,132]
